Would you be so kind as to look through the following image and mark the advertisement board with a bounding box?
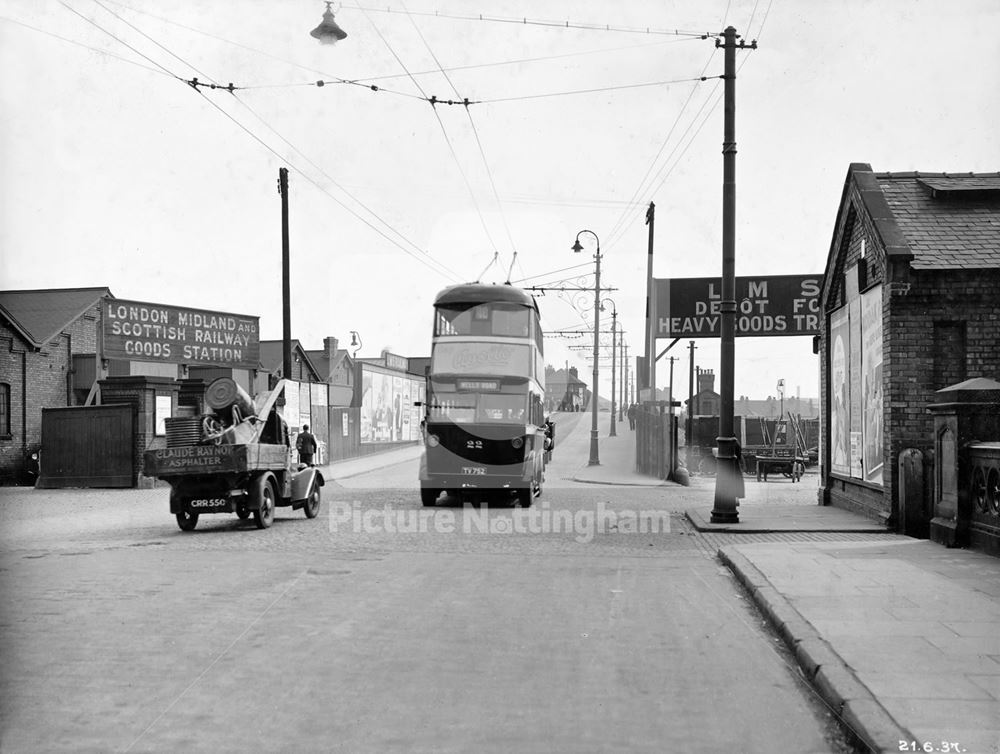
[654,275,821,338]
[828,284,884,485]
[102,297,260,369]
[360,366,424,443]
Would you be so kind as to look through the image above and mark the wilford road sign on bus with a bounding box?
[654,274,821,338]
[102,297,260,369]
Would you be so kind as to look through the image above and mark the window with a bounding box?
[0,383,9,436]
[435,304,530,337]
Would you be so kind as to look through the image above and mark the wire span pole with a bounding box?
[644,202,656,400]
[711,27,756,524]
[279,167,292,382]
[609,308,617,437]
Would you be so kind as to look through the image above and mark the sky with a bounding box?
[2,0,999,405]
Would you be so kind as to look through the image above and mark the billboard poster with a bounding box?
[849,297,863,478]
[861,286,884,485]
[654,275,821,338]
[299,381,312,429]
[360,366,424,444]
[392,381,402,442]
[282,379,300,431]
[829,307,851,476]
[360,371,373,442]
[402,380,412,441]
[102,297,259,368]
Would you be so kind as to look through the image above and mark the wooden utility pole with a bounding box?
[279,167,292,382]
[711,27,756,523]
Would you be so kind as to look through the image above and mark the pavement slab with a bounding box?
[721,540,1000,754]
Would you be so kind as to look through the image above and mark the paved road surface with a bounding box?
[0,420,865,752]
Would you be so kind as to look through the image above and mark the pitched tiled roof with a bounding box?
[875,172,1000,270]
[546,367,587,387]
[303,348,354,381]
[0,287,111,348]
[258,339,321,378]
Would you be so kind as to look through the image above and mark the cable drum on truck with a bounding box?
[165,417,202,448]
[205,377,256,420]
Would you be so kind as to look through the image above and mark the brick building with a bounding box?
[544,366,587,412]
[818,164,1000,533]
[0,287,110,481]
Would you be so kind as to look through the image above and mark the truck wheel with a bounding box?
[303,481,321,519]
[236,508,251,520]
[253,476,276,529]
[421,488,439,507]
[176,511,199,531]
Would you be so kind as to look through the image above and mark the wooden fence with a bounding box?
[635,403,678,481]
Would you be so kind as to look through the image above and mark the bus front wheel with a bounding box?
[516,486,533,507]
[421,488,439,507]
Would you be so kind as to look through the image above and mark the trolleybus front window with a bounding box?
[435,304,529,337]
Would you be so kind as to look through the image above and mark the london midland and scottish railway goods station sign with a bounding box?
[655,275,821,338]
[102,298,260,369]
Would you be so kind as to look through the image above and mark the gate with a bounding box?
[635,404,678,480]
[38,404,135,488]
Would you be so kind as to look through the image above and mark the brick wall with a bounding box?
[887,268,1000,482]
[0,305,101,481]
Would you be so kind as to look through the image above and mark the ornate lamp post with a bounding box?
[571,230,601,465]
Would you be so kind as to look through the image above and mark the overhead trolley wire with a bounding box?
[401,2,519,266]
[340,5,714,38]
[360,4,502,264]
[56,0,463,284]
[89,0,217,84]
[193,88,464,283]
[58,0,180,80]
[0,14,172,79]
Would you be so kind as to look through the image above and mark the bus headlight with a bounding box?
[427,434,440,448]
[511,437,524,449]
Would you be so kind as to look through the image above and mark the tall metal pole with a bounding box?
[644,202,656,401]
[711,26,754,523]
[620,335,627,420]
[590,247,601,464]
[668,356,677,414]
[573,230,602,465]
[609,308,617,437]
[687,340,696,470]
[279,167,292,381]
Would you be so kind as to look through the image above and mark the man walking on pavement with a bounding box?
[627,403,637,430]
[296,424,317,466]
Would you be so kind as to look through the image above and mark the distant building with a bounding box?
[545,366,587,412]
[303,337,357,407]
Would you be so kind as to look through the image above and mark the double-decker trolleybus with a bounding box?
[419,283,549,507]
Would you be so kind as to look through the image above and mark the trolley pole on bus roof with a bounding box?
[572,229,602,465]
[711,27,756,524]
